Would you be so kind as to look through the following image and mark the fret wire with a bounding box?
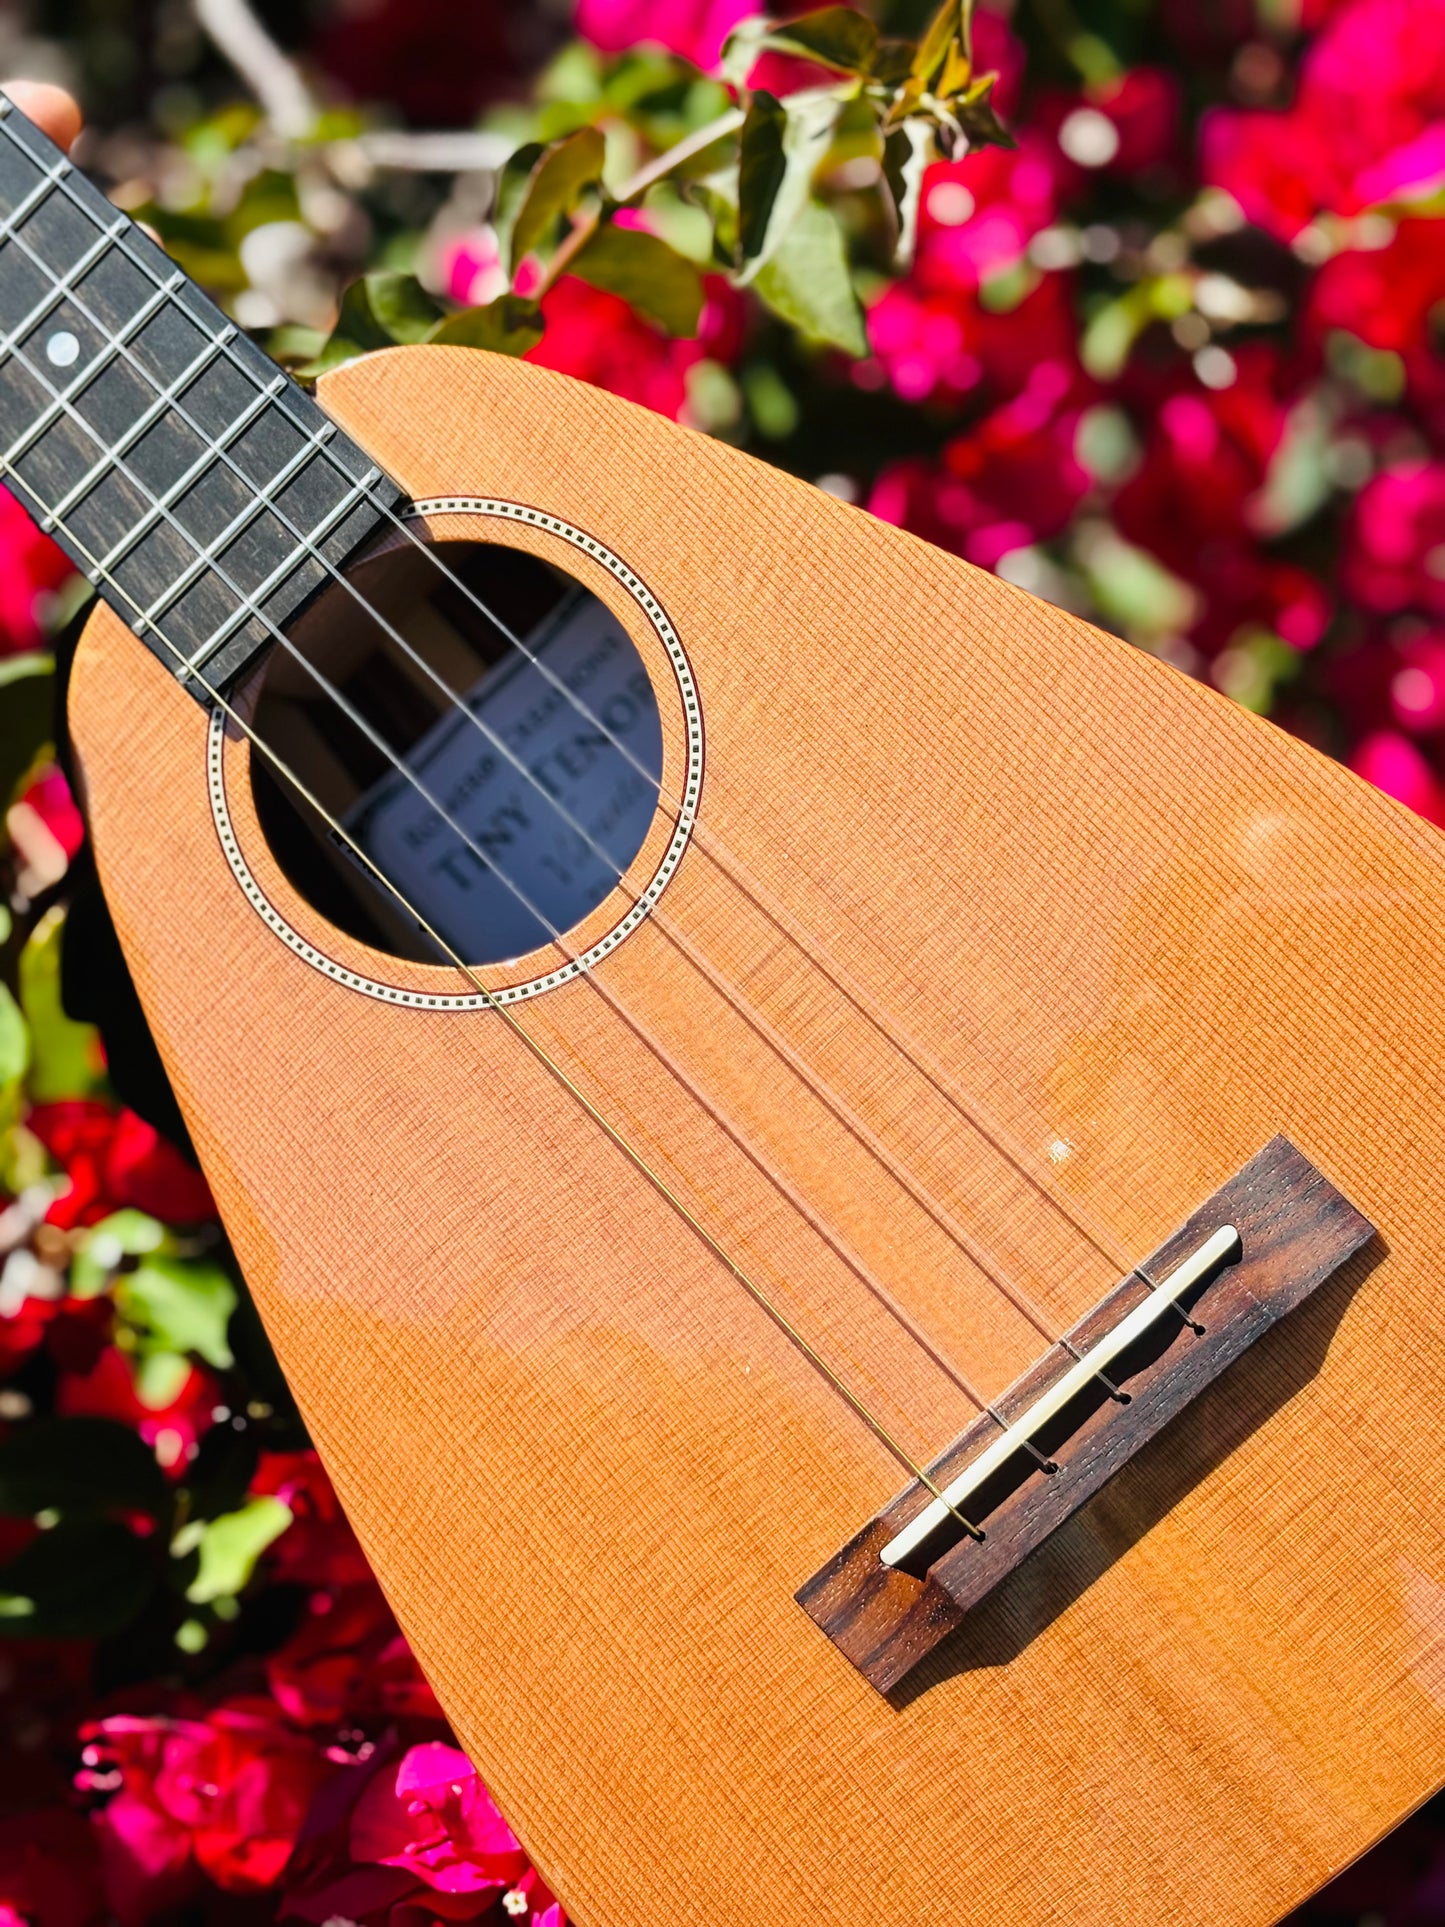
[0,212,128,366]
[4,267,184,475]
[134,426,345,632]
[0,319,360,694]
[1,165,395,684]
[33,160,407,623]
[0,145,73,248]
[178,469,380,671]
[0,207,384,677]
[45,323,242,531]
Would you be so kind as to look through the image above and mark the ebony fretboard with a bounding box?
[0,95,405,699]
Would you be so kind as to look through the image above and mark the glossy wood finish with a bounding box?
[68,344,1445,1927]
[801,1136,1377,1690]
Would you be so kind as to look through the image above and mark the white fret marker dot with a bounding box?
[45,330,80,368]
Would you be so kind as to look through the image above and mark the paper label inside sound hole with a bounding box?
[344,589,664,966]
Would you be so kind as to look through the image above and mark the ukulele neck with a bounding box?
[0,94,404,700]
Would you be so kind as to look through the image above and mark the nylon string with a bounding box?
[1,137,1140,1481]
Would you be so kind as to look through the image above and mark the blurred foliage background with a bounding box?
[2,0,1445,1920]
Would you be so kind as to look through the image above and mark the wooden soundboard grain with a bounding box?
[68,344,1445,1927]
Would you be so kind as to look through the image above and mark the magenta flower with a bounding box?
[1203,0,1445,236]
[349,1742,527,1896]
[1352,729,1445,827]
[1344,463,1445,618]
[574,0,754,68]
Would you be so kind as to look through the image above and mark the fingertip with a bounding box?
[2,80,84,153]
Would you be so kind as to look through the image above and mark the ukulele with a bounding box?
[3,88,1440,1927]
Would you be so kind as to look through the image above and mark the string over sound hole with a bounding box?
[249,538,665,969]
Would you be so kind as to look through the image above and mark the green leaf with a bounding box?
[913,0,969,88]
[870,38,916,86]
[0,984,28,1111]
[18,906,104,1102]
[738,91,788,264]
[71,1209,169,1300]
[0,1418,169,1521]
[753,7,878,73]
[297,272,443,376]
[572,225,705,337]
[428,295,546,356]
[883,119,935,269]
[116,1253,237,1371]
[491,141,545,269]
[185,1495,292,1604]
[363,270,443,343]
[509,126,607,272]
[133,1350,191,1410]
[0,1518,154,1637]
[736,90,842,283]
[687,171,741,266]
[0,654,54,810]
[752,198,867,355]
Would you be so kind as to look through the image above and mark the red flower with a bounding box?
[911,137,1061,293]
[267,1585,443,1728]
[251,1450,375,1589]
[1344,462,1445,618]
[0,1808,105,1927]
[1351,729,1445,827]
[349,1742,526,1897]
[867,270,1079,409]
[27,1103,214,1231]
[82,1700,335,1919]
[574,0,754,68]
[0,486,73,655]
[1310,219,1445,355]
[869,360,1089,572]
[1090,67,1182,175]
[528,275,742,423]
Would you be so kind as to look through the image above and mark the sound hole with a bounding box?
[249,538,664,968]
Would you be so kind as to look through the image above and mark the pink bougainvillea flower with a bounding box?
[867,270,1079,409]
[869,367,1089,574]
[1309,218,1445,358]
[0,1807,106,1927]
[1091,66,1182,175]
[1113,352,1289,579]
[574,0,753,68]
[1352,729,1445,828]
[1388,633,1445,734]
[911,136,1060,292]
[82,1700,335,1915]
[437,227,509,310]
[1202,0,1445,236]
[57,1344,218,1470]
[350,1742,527,1896]
[1343,462,1445,618]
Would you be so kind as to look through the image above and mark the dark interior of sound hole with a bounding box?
[250,539,664,969]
